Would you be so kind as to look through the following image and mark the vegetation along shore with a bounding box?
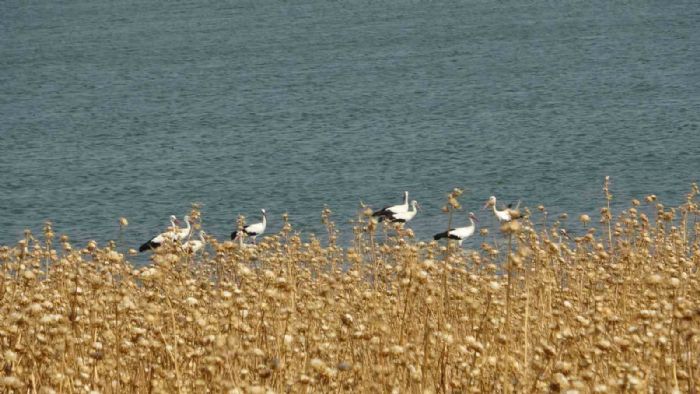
[1,180,699,393]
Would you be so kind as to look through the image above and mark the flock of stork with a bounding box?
[371,192,520,246]
[138,192,520,253]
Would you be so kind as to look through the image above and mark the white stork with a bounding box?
[483,196,521,222]
[433,212,479,246]
[382,200,420,223]
[139,215,181,252]
[372,191,409,219]
[183,231,206,253]
[176,215,192,242]
[231,209,267,243]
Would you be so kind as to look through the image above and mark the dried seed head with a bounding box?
[0,376,22,389]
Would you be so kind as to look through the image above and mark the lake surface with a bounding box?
[1,0,698,256]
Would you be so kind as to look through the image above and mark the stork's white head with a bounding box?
[261,208,266,215]
[170,215,180,225]
[560,229,571,240]
[483,196,497,209]
[469,212,479,222]
[411,200,420,211]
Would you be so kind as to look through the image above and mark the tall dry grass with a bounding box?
[1,182,699,393]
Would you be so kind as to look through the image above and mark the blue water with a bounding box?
[1,0,698,254]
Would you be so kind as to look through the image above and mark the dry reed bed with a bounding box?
[1,184,699,393]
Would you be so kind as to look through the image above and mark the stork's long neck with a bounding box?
[183,217,192,237]
[261,213,267,227]
[492,202,501,215]
[469,216,475,228]
[403,193,408,208]
[200,232,206,243]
